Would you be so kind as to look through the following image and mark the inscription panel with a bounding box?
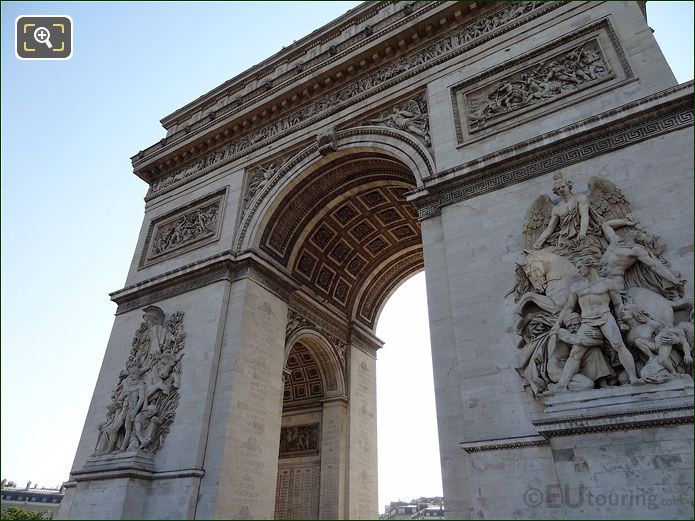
[274,464,320,520]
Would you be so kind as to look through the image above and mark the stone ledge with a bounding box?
[70,467,205,483]
[459,434,549,453]
[532,378,694,436]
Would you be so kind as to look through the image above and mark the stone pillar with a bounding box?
[346,344,378,519]
[319,397,348,519]
[193,277,288,519]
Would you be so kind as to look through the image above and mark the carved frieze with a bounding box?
[362,94,431,148]
[139,188,226,268]
[94,306,186,456]
[466,39,612,132]
[244,156,290,209]
[451,20,631,144]
[508,173,691,402]
[278,424,320,456]
[145,1,560,200]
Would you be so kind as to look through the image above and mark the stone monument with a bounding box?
[59,2,693,519]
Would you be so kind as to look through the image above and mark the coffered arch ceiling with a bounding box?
[260,153,423,330]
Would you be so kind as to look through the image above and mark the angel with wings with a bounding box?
[525,173,613,262]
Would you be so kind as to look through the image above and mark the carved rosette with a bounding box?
[93,306,186,456]
[509,174,691,401]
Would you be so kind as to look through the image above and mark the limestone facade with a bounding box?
[59,2,693,519]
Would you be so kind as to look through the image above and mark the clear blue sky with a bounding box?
[1,0,693,509]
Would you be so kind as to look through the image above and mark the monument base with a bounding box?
[534,378,694,436]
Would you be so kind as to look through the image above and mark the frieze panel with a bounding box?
[144,1,562,201]
[452,20,631,144]
[466,39,612,132]
[278,424,320,457]
[139,188,226,268]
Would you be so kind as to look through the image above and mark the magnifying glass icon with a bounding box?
[33,26,53,49]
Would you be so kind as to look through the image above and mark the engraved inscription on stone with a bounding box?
[465,39,612,132]
[274,465,320,520]
[279,424,319,457]
[140,189,225,267]
[230,301,277,515]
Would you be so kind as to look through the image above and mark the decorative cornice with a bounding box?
[136,1,563,189]
[413,86,694,218]
[156,2,438,132]
[532,405,694,437]
[70,468,205,483]
[112,254,295,314]
[460,435,549,453]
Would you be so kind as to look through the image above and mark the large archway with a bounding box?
[252,142,428,518]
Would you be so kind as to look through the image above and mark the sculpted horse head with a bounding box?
[522,249,579,302]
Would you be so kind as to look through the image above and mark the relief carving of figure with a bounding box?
[364,95,431,147]
[468,41,612,130]
[94,306,185,455]
[509,173,692,400]
[151,204,218,256]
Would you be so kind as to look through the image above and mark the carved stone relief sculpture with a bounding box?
[151,203,219,257]
[94,306,186,455]
[279,424,320,456]
[508,174,691,400]
[244,157,288,209]
[466,39,613,132]
[363,94,431,147]
[140,190,225,268]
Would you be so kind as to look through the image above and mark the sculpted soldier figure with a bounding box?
[141,305,171,356]
[119,361,147,453]
[547,256,639,393]
[599,216,685,299]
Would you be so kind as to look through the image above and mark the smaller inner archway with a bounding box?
[275,333,346,520]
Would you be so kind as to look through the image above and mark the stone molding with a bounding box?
[69,468,205,483]
[139,187,227,268]
[459,435,549,453]
[155,2,438,135]
[137,1,562,190]
[413,84,694,218]
[532,380,695,437]
[112,254,295,315]
[450,18,631,143]
[234,126,432,253]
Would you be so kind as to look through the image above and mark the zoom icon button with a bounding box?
[16,15,72,60]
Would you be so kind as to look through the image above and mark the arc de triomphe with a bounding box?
[59,2,693,519]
